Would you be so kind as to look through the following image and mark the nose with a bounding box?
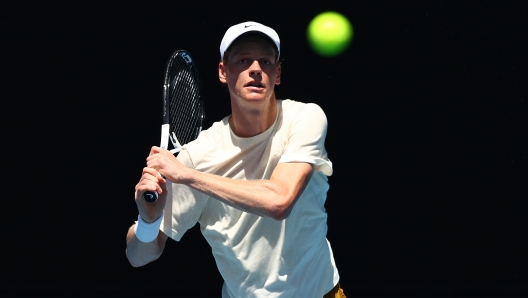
[249,60,262,76]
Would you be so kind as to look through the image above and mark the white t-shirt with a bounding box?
[161,99,339,297]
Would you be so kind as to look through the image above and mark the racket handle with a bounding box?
[143,191,158,203]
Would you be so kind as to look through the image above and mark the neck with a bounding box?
[229,94,278,138]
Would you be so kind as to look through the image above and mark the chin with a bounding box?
[245,97,272,104]
[238,92,264,101]
[245,95,266,100]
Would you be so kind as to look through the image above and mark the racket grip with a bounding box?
[143,191,158,203]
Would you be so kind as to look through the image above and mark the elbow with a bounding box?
[272,210,291,221]
[126,248,151,268]
[128,260,143,268]
[125,240,164,268]
[125,225,166,267]
[126,249,160,268]
[269,198,294,221]
[126,249,143,268]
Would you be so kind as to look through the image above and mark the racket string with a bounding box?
[168,56,204,147]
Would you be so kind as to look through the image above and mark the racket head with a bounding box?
[163,50,204,149]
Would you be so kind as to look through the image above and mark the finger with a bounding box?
[146,153,159,162]
[138,176,163,194]
[146,158,159,171]
[149,146,161,156]
[157,175,167,194]
[141,168,160,181]
[139,172,159,187]
[141,173,159,185]
[140,170,161,186]
[142,167,158,176]
[136,183,158,197]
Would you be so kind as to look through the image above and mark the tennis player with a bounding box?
[126,21,346,298]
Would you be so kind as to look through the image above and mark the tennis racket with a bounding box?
[143,50,204,203]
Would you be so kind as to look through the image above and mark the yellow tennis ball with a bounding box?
[307,11,353,56]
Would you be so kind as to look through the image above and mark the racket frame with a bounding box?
[143,50,204,203]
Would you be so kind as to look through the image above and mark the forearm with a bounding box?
[147,147,314,220]
[125,224,167,267]
[188,172,284,218]
[182,163,313,220]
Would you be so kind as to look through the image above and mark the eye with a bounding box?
[237,59,247,64]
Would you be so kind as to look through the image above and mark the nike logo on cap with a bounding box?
[245,24,258,28]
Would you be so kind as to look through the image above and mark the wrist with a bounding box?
[181,167,198,186]
[134,212,164,242]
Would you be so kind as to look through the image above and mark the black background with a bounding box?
[2,1,527,297]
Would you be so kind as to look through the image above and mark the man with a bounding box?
[126,21,346,298]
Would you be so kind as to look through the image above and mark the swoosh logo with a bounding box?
[245,25,258,28]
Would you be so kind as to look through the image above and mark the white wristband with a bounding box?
[134,212,164,243]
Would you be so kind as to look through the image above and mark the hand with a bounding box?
[146,146,190,184]
[134,167,167,222]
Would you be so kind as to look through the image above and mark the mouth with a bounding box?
[245,81,264,88]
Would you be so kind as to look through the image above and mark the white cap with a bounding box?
[219,21,280,60]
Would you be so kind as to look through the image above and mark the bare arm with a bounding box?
[184,162,313,220]
[125,167,169,267]
[147,146,314,220]
[126,224,168,267]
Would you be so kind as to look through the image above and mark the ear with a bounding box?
[275,64,281,85]
[219,62,227,84]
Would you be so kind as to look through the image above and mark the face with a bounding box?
[219,37,281,107]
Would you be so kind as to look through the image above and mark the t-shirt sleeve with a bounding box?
[278,103,333,176]
[160,148,208,241]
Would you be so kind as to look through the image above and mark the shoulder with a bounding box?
[279,99,327,127]
[281,99,326,118]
